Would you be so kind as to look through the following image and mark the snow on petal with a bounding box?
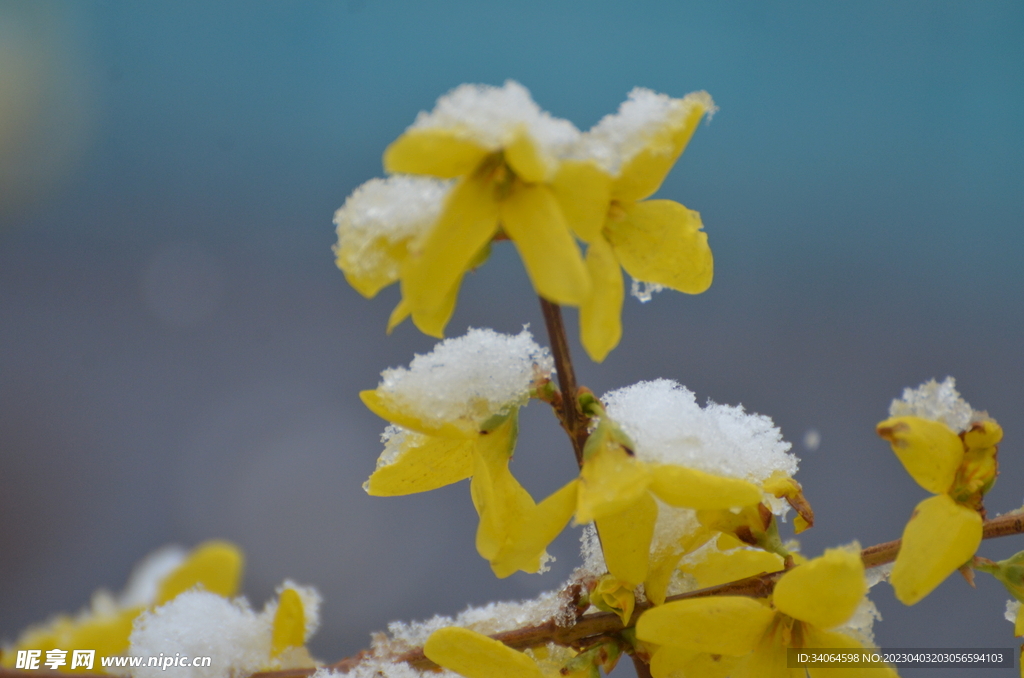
[333,176,452,299]
[601,379,797,482]
[402,81,580,179]
[370,328,553,432]
[888,377,978,433]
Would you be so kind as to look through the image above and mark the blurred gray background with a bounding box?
[1,1,1022,676]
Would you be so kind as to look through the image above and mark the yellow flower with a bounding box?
[637,547,897,678]
[424,627,603,678]
[383,81,591,334]
[361,329,577,577]
[575,410,763,593]
[876,415,1001,604]
[553,89,715,361]
[589,574,637,626]
[1,541,243,673]
[333,175,460,338]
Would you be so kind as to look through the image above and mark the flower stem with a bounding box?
[538,296,587,467]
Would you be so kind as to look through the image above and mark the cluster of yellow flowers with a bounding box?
[335,84,1023,678]
[334,81,714,361]
[0,542,319,674]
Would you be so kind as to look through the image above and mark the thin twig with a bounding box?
[538,297,587,466]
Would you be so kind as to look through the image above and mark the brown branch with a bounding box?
[538,297,587,466]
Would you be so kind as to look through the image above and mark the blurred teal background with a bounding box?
[1,2,1022,675]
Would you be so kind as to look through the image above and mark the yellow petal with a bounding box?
[890,493,983,605]
[365,431,475,496]
[611,92,712,203]
[579,237,624,363]
[772,547,866,629]
[964,419,1003,449]
[650,646,737,678]
[504,129,551,183]
[401,173,499,314]
[62,606,142,665]
[359,390,475,439]
[386,298,411,334]
[335,237,409,299]
[490,479,579,578]
[729,622,796,678]
[383,128,491,178]
[550,159,613,242]
[645,546,686,608]
[470,415,574,576]
[1016,604,1024,637]
[470,416,524,562]
[645,527,714,606]
[876,416,964,494]
[577,443,652,523]
[592,574,636,626]
[424,627,545,678]
[500,183,591,305]
[636,596,775,656]
[595,493,658,586]
[649,464,763,510]
[688,548,785,590]
[803,627,899,678]
[271,588,306,657]
[411,274,463,338]
[605,200,712,294]
[155,540,243,605]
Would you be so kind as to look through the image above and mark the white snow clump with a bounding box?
[888,377,984,433]
[601,378,797,482]
[128,584,321,678]
[406,80,579,178]
[374,328,553,427]
[371,590,571,658]
[333,176,452,295]
[573,88,716,177]
[312,662,454,678]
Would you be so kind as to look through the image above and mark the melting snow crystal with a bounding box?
[407,81,579,166]
[888,377,978,433]
[601,379,797,482]
[573,88,716,177]
[376,328,553,428]
[333,176,451,293]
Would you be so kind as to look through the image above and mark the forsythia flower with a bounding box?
[579,379,800,604]
[636,547,897,678]
[560,89,716,361]
[383,80,591,333]
[333,176,455,337]
[576,402,763,591]
[360,329,577,577]
[0,541,243,672]
[876,378,1001,605]
[127,580,321,678]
